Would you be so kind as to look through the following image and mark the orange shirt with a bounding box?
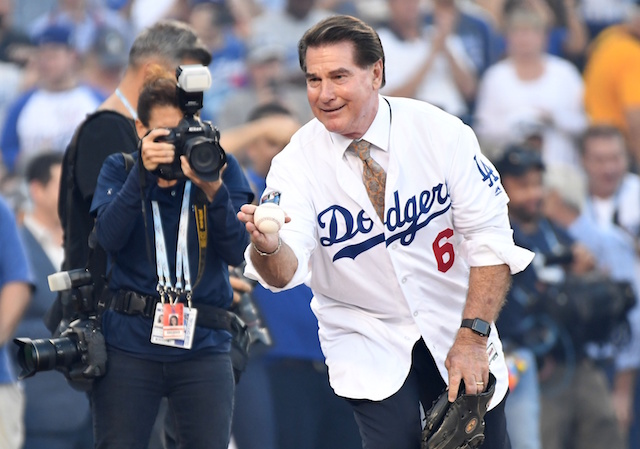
[584,26,640,133]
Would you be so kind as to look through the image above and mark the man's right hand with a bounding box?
[237,204,289,254]
[238,204,297,289]
[141,128,175,172]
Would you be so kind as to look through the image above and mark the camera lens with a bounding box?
[185,136,226,181]
[14,337,81,379]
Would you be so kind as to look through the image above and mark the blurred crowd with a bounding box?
[0,0,639,448]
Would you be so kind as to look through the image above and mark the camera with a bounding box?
[14,318,106,390]
[13,268,107,391]
[153,65,227,182]
[542,275,636,347]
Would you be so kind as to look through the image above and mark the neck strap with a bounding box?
[115,88,138,121]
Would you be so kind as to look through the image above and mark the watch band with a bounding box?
[460,318,491,337]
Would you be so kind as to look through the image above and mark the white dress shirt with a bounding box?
[22,215,63,270]
[245,96,534,408]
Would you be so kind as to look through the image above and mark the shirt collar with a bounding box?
[23,214,49,245]
[329,95,391,154]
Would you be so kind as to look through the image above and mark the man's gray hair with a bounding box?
[128,20,211,68]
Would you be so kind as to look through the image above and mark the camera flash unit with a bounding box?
[177,65,212,92]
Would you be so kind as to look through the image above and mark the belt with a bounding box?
[109,289,242,333]
[110,290,158,318]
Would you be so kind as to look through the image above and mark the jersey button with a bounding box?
[401,277,407,284]
[413,311,419,317]
[392,244,398,250]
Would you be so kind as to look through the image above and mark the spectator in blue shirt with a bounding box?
[0,194,33,449]
[89,71,252,449]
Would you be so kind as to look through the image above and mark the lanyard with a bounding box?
[152,181,192,304]
[115,88,138,121]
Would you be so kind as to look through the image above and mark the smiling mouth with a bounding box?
[322,105,345,113]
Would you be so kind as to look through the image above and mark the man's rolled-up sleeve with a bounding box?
[447,125,534,274]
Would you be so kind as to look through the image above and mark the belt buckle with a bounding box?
[125,292,147,315]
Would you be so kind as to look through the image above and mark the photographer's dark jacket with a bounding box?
[90,152,252,360]
[497,218,573,342]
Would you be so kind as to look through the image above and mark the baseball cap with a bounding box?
[494,145,545,177]
[33,24,74,47]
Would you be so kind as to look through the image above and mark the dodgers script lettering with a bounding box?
[318,183,451,261]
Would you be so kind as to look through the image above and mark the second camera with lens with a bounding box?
[13,268,107,391]
[153,65,227,182]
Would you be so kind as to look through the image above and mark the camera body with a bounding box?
[14,268,107,391]
[153,65,227,182]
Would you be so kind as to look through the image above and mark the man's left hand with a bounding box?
[444,329,489,401]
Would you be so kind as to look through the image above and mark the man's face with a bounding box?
[37,44,77,89]
[582,136,628,198]
[45,164,62,217]
[502,169,544,224]
[305,41,383,140]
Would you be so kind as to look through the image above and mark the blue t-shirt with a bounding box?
[253,284,324,361]
[91,153,253,361]
[0,196,34,383]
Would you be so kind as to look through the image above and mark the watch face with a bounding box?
[473,319,490,336]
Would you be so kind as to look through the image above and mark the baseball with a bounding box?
[253,203,285,234]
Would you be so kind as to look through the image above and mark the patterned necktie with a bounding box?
[349,139,387,222]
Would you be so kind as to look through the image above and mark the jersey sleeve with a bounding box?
[0,91,34,173]
[243,136,318,291]
[446,124,534,274]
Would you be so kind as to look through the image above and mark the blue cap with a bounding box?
[494,145,545,177]
[33,24,73,47]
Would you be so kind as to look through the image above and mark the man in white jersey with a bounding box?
[238,15,533,449]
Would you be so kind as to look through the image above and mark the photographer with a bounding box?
[88,71,252,448]
[495,145,627,449]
